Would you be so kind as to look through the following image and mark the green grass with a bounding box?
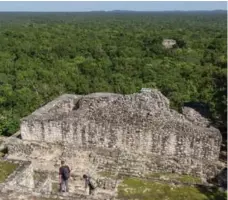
[0,161,18,183]
[118,178,227,200]
[148,172,202,184]
[177,175,202,184]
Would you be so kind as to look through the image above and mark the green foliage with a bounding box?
[0,11,226,136]
[0,115,19,136]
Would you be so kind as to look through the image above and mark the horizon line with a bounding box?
[0,9,226,12]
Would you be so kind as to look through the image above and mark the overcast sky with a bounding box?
[0,1,226,12]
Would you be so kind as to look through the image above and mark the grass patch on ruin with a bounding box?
[98,171,129,180]
[118,178,227,200]
[0,161,18,183]
[99,171,202,185]
[148,172,202,184]
[98,171,117,178]
[177,174,202,184]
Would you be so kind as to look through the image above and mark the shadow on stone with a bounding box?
[208,168,227,190]
[183,102,211,119]
[1,147,8,156]
[195,184,227,200]
[72,99,81,111]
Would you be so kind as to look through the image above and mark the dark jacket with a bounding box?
[59,165,70,180]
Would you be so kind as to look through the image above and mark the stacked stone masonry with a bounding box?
[19,90,222,178]
[0,160,34,192]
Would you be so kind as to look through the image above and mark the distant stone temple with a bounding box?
[162,39,176,48]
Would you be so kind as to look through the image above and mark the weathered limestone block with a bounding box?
[20,94,81,141]
[1,160,34,192]
[182,102,211,127]
[19,90,222,177]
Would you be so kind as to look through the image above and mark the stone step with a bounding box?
[48,188,115,199]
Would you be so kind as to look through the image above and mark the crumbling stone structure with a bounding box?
[162,39,176,48]
[0,89,225,200]
[0,160,34,192]
[18,90,222,178]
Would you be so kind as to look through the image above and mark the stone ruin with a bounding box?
[0,89,225,199]
[162,39,177,48]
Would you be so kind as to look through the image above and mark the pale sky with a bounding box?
[0,1,226,12]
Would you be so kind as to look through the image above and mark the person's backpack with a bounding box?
[88,177,97,189]
[61,166,70,180]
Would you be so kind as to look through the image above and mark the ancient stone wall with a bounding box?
[0,160,34,192]
[20,94,81,141]
[20,91,221,162]
[18,90,222,178]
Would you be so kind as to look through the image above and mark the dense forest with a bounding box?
[0,11,227,138]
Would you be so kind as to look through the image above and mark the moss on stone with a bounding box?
[177,174,202,184]
[0,161,18,183]
[148,172,202,184]
[118,177,227,200]
[98,171,116,178]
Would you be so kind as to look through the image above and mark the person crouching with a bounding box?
[82,174,97,195]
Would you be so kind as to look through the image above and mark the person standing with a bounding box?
[59,160,71,192]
